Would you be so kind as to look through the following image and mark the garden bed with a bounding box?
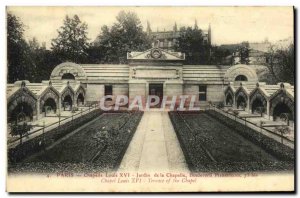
[8,109,103,163]
[8,111,143,174]
[169,111,294,172]
[206,110,294,161]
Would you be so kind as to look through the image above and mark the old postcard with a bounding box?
[6,6,294,192]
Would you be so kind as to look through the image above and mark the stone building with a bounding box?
[7,47,294,124]
[224,81,294,122]
[146,21,211,51]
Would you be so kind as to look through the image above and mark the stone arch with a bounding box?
[224,64,258,83]
[225,93,233,106]
[273,103,293,121]
[43,98,57,115]
[76,86,85,106]
[235,75,248,81]
[224,86,235,106]
[61,86,75,111]
[7,87,37,123]
[235,87,248,109]
[39,87,59,113]
[62,73,75,80]
[77,93,85,106]
[50,62,86,81]
[63,95,73,111]
[249,89,267,114]
[270,90,294,121]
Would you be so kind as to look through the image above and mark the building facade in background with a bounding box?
[146,21,212,51]
[7,46,294,124]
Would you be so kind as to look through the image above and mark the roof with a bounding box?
[7,84,20,99]
[183,65,230,83]
[225,82,295,101]
[69,82,85,93]
[51,82,75,94]
[249,49,267,57]
[7,81,39,101]
[81,64,129,81]
[249,41,271,53]
[25,83,48,96]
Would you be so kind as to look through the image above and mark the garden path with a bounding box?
[118,111,189,172]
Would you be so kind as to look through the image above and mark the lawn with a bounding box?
[9,111,143,173]
[169,111,294,172]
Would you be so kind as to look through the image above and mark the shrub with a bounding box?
[217,102,224,109]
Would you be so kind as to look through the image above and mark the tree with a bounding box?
[210,46,232,65]
[175,26,211,65]
[239,42,250,64]
[51,15,90,63]
[28,37,60,82]
[95,11,151,64]
[265,44,294,84]
[10,122,32,145]
[7,12,35,83]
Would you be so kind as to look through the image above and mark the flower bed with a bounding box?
[169,111,294,172]
[8,111,143,173]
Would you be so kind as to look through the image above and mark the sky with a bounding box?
[7,6,294,48]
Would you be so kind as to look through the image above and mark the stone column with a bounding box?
[233,95,236,108]
[145,82,149,105]
[73,94,77,108]
[267,100,270,119]
[163,82,167,98]
[58,96,62,114]
[36,99,40,120]
[246,96,250,112]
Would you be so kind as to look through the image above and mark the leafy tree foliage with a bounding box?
[7,13,60,83]
[28,37,60,82]
[94,11,151,64]
[7,13,34,83]
[175,27,211,65]
[239,42,250,64]
[266,44,294,84]
[210,46,232,65]
[51,15,90,63]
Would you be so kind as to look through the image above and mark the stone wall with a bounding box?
[113,84,129,97]
[129,83,147,105]
[164,83,183,96]
[183,84,224,107]
[86,84,104,102]
[207,84,224,102]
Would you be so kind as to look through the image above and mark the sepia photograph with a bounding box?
[5,6,295,192]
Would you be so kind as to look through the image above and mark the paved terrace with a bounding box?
[7,106,98,148]
[218,107,294,148]
[118,110,189,172]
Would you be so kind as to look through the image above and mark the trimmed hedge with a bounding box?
[206,110,294,161]
[8,109,103,163]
